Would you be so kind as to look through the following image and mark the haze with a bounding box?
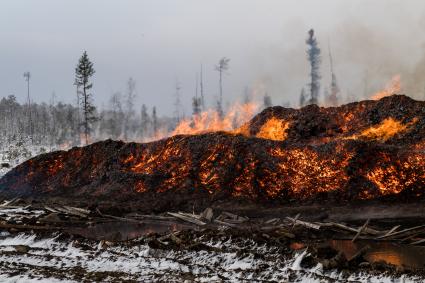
[1,0,425,115]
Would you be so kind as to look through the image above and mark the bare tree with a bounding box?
[215,57,230,117]
[107,92,124,139]
[152,106,158,136]
[299,87,306,107]
[140,104,150,139]
[124,77,136,140]
[74,51,96,145]
[263,92,272,109]
[243,86,251,104]
[23,71,33,143]
[327,44,339,106]
[173,80,182,124]
[200,64,205,111]
[192,73,202,116]
[74,84,81,145]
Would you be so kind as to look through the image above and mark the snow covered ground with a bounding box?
[0,231,420,282]
[0,142,66,178]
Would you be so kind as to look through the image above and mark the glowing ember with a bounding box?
[2,95,425,205]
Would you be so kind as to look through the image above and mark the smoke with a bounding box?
[2,0,425,113]
[251,2,425,106]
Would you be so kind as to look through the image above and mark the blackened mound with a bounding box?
[1,95,425,209]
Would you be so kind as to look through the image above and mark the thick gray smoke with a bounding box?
[1,0,425,113]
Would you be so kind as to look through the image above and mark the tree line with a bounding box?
[1,28,339,150]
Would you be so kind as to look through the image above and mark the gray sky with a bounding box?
[1,0,425,115]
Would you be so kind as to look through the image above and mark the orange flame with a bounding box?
[172,102,258,136]
[371,75,401,100]
[357,118,417,142]
[255,118,290,141]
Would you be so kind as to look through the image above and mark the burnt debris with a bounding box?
[1,95,425,209]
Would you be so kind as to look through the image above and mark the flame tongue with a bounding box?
[172,102,258,136]
[371,75,401,100]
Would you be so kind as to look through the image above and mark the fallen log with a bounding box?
[382,225,400,237]
[0,197,19,207]
[352,219,370,242]
[167,212,206,226]
[96,208,142,223]
[200,208,214,222]
[286,216,321,230]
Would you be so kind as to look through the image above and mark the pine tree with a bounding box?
[75,51,96,145]
[306,29,321,105]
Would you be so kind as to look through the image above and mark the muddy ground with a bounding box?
[1,198,425,281]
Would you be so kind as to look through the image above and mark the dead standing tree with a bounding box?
[124,77,136,140]
[74,51,96,145]
[215,57,230,118]
[306,29,321,105]
[23,71,33,144]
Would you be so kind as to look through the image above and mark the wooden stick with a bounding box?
[96,208,142,223]
[290,213,301,229]
[167,212,206,226]
[410,238,425,245]
[352,219,370,242]
[382,225,400,237]
[286,216,321,230]
[376,225,425,240]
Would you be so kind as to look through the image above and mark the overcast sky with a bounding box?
[1,0,425,115]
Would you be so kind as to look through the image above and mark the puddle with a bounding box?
[329,239,425,270]
[68,221,191,241]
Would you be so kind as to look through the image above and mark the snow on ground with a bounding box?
[0,142,67,178]
[0,232,421,282]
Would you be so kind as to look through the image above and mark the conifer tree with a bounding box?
[75,51,96,145]
[306,29,321,105]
